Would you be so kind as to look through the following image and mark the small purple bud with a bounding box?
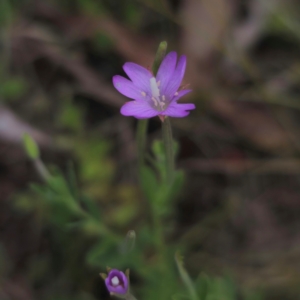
[104,269,129,295]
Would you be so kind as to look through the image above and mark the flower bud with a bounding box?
[103,269,129,296]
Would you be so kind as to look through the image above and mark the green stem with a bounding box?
[162,117,174,184]
[175,252,199,300]
[152,208,164,251]
[152,205,168,277]
[136,41,167,174]
[136,119,148,172]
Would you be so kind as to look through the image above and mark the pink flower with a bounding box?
[113,52,195,119]
[104,269,129,295]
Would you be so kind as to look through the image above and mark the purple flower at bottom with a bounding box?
[113,51,195,119]
[104,269,129,295]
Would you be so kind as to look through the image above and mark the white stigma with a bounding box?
[150,77,160,98]
[111,276,120,286]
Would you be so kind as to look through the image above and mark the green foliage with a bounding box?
[23,133,40,159]
[57,99,85,132]
[125,1,141,28]
[175,252,260,300]
[75,0,106,16]
[93,32,114,53]
[195,273,210,300]
[140,138,185,218]
[0,0,13,26]
[175,252,199,300]
[75,137,113,182]
[141,164,185,216]
[31,170,85,226]
[204,277,236,300]
[0,77,27,100]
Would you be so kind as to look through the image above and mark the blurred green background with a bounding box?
[1,0,300,299]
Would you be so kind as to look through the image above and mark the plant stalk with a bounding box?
[162,117,174,184]
[136,119,148,172]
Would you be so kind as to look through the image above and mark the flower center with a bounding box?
[111,276,120,286]
[149,77,166,111]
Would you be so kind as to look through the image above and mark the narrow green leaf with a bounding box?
[195,273,210,300]
[120,230,136,254]
[175,251,199,300]
[140,165,159,202]
[22,133,40,159]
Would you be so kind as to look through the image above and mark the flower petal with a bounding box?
[163,101,195,118]
[164,55,187,98]
[123,62,152,93]
[156,51,177,95]
[113,75,144,100]
[120,101,159,119]
[113,285,127,294]
[171,89,192,102]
